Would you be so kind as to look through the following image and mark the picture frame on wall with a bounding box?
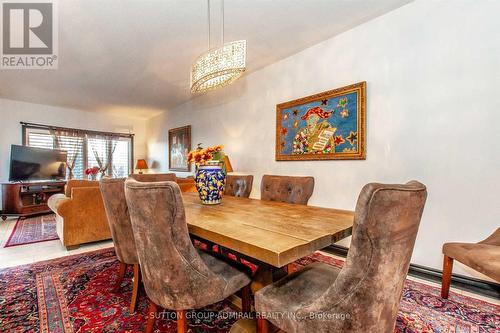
[168,125,191,171]
[276,81,366,161]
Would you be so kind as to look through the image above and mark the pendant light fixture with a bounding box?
[190,0,246,94]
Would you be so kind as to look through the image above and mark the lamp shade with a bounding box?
[135,159,148,170]
[223,155,233,173]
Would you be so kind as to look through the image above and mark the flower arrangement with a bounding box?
[84,166,100,180]
[188,144,226,168]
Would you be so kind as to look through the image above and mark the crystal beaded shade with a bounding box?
[190,40,246,93]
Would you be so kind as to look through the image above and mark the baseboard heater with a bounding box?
[324,244,500,299]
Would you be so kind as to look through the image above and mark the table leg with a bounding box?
[233,265,286,333]
[251,264,288,293]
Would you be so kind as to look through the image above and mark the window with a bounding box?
[111,139,131,177]
[24,124,133,179]
[26,130,54,149]
[57,135,85,179]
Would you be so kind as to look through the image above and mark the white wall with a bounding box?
[0,98,149,208]
[146,0,500,278]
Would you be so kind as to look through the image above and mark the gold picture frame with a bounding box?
[168,125,191,171]
[276,81,366,161]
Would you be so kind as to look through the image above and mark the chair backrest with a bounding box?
[261,175,314,205]
[99,177,137,265]
[302,181,427,332]
[124,178,227,309]
[130,173,176,182]
[65,179,99,197]
[224,174,253,198]
[480,227,500,246]
[176,177,197,192]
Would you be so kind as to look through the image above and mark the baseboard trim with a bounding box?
[324,244,500,299]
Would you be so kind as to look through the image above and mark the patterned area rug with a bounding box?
[0,248,498,332]
[4,214,59,247]
[293,253,499,333]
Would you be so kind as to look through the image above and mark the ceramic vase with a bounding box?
[194,164,226,205]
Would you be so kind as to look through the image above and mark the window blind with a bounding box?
[26,131,54,149]
[24,126,133,179]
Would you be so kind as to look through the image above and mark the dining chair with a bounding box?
[441,228,500,298]
[99,173,178,313]
[130,172,176,182]
[260,175,314,205]
[255,181,427,333]
[124,178,252,333]
[100,177,140,313]
[224,174,254,198]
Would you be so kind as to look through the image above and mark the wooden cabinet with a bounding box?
[1,181,66,220]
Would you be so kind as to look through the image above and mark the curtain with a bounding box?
[51,129,84,180]
[89,134,117,178]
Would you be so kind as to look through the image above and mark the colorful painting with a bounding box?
[169,125,191,171]
[276,82,366,161]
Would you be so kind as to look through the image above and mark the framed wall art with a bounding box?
[168,125,191,171]
[276,81,366,161]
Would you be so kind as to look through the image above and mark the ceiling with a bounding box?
[0,0,412,118]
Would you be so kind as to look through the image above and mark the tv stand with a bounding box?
[1,181,66,220]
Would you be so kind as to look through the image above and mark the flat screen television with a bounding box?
[9,145,67,182]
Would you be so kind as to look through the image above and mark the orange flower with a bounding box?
[203,152,212,161]
[188,144,223,165]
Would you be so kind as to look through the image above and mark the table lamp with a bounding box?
[224,155,233,173]
[135,159,149,174]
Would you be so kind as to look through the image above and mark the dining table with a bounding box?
[183,192,355,292]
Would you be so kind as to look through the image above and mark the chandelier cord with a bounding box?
[221,0,224,44]
[207,0,211,49]
[207,0,225,49]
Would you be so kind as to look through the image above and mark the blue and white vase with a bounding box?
[194,164,226,205]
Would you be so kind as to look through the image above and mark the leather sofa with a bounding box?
[47,180,111,250]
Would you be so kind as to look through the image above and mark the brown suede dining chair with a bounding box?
[130,172,176,182]
[99,173,177,313]
[441,228,500,298]
[255,181,427,333]
[124,178,252,333]
[260,175,314,205]
[224,174,254,198]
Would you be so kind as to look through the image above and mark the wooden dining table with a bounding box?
[183,192,354,291]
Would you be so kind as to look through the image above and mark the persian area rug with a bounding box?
[0,248,498,333]
[291,253,499,333]
[4,214,59,247]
